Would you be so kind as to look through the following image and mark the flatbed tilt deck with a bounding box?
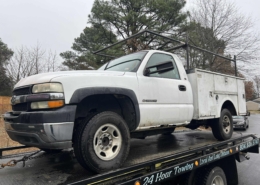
[0,130,259,185]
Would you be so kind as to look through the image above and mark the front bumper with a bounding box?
[4,105,76,149]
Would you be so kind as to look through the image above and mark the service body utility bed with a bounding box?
[0,130,259,185]
[187,68,246,119]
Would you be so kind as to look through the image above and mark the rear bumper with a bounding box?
[233,124,246,129]
[4,105,76,149]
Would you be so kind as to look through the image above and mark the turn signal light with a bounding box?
[48,100,64,108]
[31,100,64,109]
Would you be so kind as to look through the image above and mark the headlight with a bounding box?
[31,100,64,109]
[32,83,63,93]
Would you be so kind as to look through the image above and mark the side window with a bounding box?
[145,53,180,79]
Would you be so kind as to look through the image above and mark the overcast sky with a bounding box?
[0,0,260,68]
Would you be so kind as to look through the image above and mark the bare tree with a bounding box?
[188,0,260,74]
[5,44,63,86]
[254,76,260,98]
[44,50,62,72]
[29,42,45,74]
[5,46,34,84]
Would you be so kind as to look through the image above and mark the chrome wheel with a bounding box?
[93,123,122,161]
[211,175,225,185]
[222,115,231,134]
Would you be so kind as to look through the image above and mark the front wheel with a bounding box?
[211,109,233,141]
[74,111,130,173]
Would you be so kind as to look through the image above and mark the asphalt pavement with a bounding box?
[236,114,260,185]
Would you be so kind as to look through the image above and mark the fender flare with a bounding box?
[69,87,140,128]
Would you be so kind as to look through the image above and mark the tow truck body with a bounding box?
[1,130,259,185]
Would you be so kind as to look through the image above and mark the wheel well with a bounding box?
[221,101,237,115]
[74,94,137,131]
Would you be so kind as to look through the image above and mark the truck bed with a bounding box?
[0,130,258,185]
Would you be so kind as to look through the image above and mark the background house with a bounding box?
[247,99,260,111]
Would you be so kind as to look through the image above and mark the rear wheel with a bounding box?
[74,111,130,173]
[211,109,233,141]
[200,166,227,185]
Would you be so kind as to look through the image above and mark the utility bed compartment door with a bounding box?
[237,79,247,114]
[188,70,217,119]
[214,75,237,93]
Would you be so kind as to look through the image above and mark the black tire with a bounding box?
[186,120,200,130]
[162,128,176,135]
[179,171,197,185]
[73,118,91,170]
[186,125,200,130]
[74,111,130,173]
[199,166,227,185]
[211,109,233,141]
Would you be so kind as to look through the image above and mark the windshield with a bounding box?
[233,116,244,119]
[98,51,147,72]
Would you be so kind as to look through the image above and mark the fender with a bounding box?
[69,87,140,127]
[217,97,238,117]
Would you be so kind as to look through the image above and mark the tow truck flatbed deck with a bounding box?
[0,130,259,185]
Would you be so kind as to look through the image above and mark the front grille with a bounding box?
[12,86,32,111]
[13,86,31,96]
[12,103,28,111]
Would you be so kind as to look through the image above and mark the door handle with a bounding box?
[179,85,186,91]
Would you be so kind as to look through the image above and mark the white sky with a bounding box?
[0,0,260,71]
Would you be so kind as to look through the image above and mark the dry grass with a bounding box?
[0,96,38,155]
[249,110,260,115]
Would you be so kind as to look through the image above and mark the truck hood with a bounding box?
[15,70,125,88]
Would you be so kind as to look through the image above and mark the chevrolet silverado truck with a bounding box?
[4,49,247,173]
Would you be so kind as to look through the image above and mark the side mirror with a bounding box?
[144,68,151,76]
[144,61,174,76]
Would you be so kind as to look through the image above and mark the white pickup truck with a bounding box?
[4,50,247,173]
